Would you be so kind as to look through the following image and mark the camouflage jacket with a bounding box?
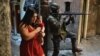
[47,15,67,39]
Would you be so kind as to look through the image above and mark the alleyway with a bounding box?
[11,35,100,56]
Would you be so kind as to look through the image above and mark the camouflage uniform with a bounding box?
[47,15,61,56]
[47,3,61,56]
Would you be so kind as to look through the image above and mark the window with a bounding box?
[65,2,70,12]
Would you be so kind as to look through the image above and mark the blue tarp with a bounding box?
[24,0,39,11]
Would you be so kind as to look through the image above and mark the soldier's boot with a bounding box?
[71,38,82,56]
[67,31,82,52]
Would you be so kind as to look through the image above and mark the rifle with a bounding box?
[58,12,89,15]
[57,12,89,40]
[57,12,90,25]
[52,12,89,24]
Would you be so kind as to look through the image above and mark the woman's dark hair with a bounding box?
[21,8,37,25]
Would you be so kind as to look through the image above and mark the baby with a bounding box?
[37,16,45,45]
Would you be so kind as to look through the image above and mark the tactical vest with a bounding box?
[47,15,67,40]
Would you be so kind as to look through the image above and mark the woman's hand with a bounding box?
[38,32,45,37]
[36,27,41,32]
[41,32,45,37]
[38,32,45,45]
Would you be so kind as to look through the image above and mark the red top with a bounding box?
[20,23,44,56]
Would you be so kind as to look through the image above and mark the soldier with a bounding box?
[63,15,82,56]
[47,2,82,56]
[47,3,61,56]
[63,1,82,55]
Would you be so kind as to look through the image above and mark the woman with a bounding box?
[19,8,45,56]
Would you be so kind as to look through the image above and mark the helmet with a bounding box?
[49,3,59,11]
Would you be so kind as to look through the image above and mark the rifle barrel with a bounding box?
[54,12,89,15]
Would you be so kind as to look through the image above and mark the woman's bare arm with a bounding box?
[19,24,41,41]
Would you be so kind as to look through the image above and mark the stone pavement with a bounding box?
[11,34,100,56]
[78,35,100,56]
